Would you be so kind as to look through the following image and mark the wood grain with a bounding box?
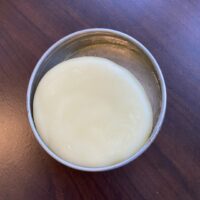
[0,0,200,199]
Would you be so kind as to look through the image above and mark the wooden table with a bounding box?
[0,0,200,199]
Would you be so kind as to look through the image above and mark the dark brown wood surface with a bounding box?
[0,0,200,199]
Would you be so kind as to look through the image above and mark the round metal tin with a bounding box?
[27,28,167,172]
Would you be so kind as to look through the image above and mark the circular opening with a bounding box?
[27,28,167,172]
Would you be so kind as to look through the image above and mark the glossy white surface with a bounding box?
[33,57,153,167]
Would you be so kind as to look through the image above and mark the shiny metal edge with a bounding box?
[27,28,167,172]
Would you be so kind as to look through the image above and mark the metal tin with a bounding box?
[27,28,167,172]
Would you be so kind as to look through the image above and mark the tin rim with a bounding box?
[27,28,167,172]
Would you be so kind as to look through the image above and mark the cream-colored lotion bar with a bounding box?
[33,57,153,167]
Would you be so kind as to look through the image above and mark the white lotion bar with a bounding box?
[33,57,153,167]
